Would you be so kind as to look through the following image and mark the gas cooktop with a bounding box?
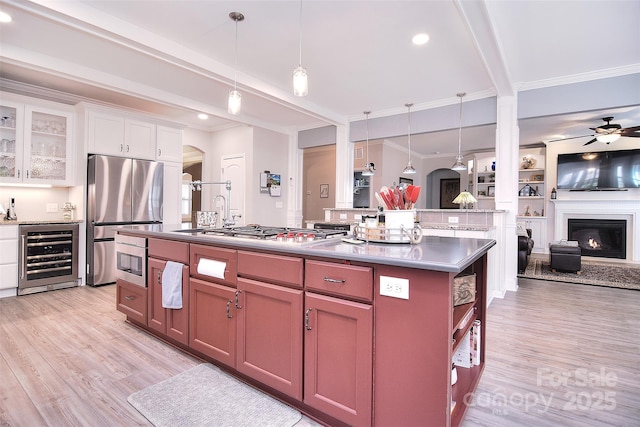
[201,225,348,242]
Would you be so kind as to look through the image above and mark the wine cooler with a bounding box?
[18,223,79,295]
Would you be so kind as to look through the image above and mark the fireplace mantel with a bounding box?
[552,199,639,262]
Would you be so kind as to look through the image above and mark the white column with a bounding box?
[287,131,303,227]
[494,95,520,295]
[334,124,353,208]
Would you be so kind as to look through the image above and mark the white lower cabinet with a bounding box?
[519,216,547,254]
[0,225,18,298]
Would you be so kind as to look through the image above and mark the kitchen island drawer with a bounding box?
[238,251,303,287]
[116,279,147,324]
[305,260,373,302]
[190,244,237,286]
[148,238,189,263]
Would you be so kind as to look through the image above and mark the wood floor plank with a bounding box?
[1,278,639,426]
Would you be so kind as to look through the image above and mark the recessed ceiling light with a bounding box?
[197,113,209,120]
[412,33,429,45]
[0,11,12,23]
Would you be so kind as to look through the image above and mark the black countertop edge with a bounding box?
[118,227,496,274]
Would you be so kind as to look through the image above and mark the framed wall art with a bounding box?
[439,178,460,209]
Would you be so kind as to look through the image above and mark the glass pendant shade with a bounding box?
[451,155,466,171]
[293,66,308,96]
[403,161,416,174]
[451,92,467,171]
[362,163,375,176]
[596,133,620,144]
[228,89,241,115]
[362,110,374,176]
[403,103,416,174]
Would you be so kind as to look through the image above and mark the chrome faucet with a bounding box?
[189,180,236,228]
[214,194,235,227]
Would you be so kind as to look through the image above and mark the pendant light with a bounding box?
[361,111,375,176]
[403,103,416,174]
[451,92,467,171]
[293,0,308,96]
[228,12,244,115]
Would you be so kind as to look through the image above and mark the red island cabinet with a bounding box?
[188,244,238,367]
[147,238,190,344]
[304,260,373,427]
[373,256,486,427]
[236,251,304,400]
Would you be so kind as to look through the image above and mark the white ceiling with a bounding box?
[0,0,639,157]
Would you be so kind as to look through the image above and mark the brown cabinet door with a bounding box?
[304,292,373,426]
[189,277,236,367]
[236,277,303,400]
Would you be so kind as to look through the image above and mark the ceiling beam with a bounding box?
[455,0,513,97]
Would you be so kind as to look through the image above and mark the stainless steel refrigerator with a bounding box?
[87,154,163,286]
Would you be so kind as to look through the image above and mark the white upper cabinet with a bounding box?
[82,104,181,162]
[86,109,156,160]
[156,125,183,163]
[1,97,74,186]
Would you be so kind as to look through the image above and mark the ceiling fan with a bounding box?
[551,116,640,146]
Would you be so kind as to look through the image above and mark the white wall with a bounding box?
[252,127,289,226]
[0,187,73,221]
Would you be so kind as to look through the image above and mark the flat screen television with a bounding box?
[556,149,640,190]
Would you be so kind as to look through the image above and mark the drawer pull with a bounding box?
[124,295,136,301]
[305,307,313,331]
[323,277,345,284]
[235,290,242,309]
[226,300,233,319]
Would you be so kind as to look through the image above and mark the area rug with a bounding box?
[519,259,640,290]
[128,363,302,427]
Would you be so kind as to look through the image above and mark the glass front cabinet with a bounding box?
[0,100,74,186]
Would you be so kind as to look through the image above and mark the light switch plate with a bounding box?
[448,216,459,223]
[380,275,409,299]
[46,203,58,213]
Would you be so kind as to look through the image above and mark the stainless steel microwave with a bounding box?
[114,233,147,287]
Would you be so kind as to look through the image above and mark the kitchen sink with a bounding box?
[170,228,205,233]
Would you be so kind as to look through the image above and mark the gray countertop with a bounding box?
[119,225,495,273]
[0,219,83,225]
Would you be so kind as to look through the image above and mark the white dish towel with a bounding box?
[162,261,184,309]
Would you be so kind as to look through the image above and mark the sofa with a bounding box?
[518,228,534,273]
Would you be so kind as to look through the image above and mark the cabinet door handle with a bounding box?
[305,307,313,331]
[323,276,345,284]
[126,144,130,153]
[20,235,26,279]
[157,270,163,284]
[124,295,135,301]
[26,170,29,179]
[226,300,233,319]
[235,290,242,309]
[158,148,162,157]
[120,143,124,152]
[17,169,20,179]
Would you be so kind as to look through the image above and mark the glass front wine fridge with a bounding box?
[18,223,79,295]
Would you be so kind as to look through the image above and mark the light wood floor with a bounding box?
[1,279,638,426]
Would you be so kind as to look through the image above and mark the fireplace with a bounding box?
[568,219,627,259]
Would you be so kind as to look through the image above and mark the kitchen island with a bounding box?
[116,226,495,427]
